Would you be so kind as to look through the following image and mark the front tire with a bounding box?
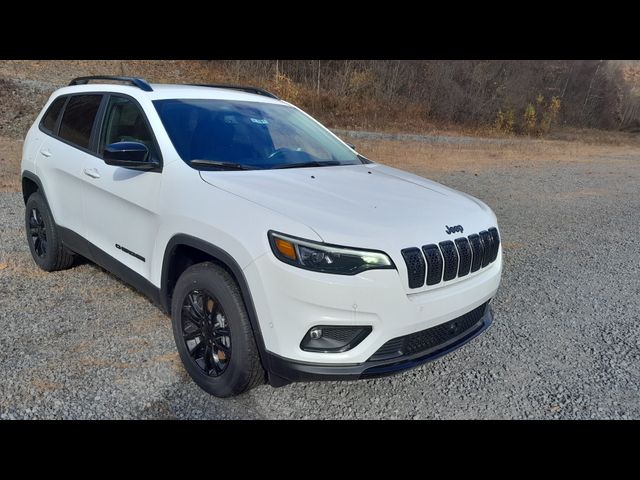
[171,262,265,397]
[25,192,74,271]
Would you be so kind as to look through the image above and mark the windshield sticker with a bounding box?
[250,118,269,124]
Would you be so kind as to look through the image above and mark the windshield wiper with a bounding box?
[189,159,253,170]
[270,160,341,170]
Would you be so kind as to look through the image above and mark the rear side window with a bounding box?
[59,95,103,149]
[40,96,67,133]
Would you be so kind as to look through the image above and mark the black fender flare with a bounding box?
[22,170,47,205]
[161,234,271,372]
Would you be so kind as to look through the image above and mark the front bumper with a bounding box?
[244,247,501,366]
[264,302,493,385]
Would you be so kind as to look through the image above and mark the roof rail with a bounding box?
[69,76,154,92]
[189,83,279,99]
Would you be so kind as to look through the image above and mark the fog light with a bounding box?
[310,328,323,339]
[300,325,372,353]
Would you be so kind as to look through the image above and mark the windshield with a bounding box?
[153,99,363,170]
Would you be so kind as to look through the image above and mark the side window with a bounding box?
[40,96,67,134]
[100,96,156,158]
[59,95,103,149]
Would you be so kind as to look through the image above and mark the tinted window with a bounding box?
[99,96,156,157]
[41,96,67,133]
[153,99,361,169]
[59,95,102,149]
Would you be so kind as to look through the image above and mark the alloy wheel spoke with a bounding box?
[181,289,231,377]
[213,338,230,355]
[213,327,230,337]
[183,328,203,342]
[34,237,42,256]
[211,354,223,374]
[188,337,206,357]
[203,344,213,374]
[186,292,206,325]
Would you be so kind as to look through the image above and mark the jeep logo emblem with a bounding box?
[445,225,463,235]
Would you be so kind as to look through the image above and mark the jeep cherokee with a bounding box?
[21,76,502,397]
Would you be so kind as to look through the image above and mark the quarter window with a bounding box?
[99,96,156,158]
[41,96,67,134]
[59,95,103,149]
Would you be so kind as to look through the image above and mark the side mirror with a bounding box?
[104,142,158,171]
[346,142,357,150]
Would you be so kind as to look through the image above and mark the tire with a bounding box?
[25,192,74,271]
[171,262,265,397]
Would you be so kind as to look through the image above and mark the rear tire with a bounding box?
[25,192,74,271]
[171,262,265,397]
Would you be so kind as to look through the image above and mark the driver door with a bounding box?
[81,94,163,280]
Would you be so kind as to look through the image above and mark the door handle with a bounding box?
[39,149,52,157]
[83,168,101,179]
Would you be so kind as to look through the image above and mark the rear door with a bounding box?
[36,94,103,238]
[81,93,163,280]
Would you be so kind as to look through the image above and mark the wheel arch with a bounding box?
[22,170,46,205]
[161,234,270,371]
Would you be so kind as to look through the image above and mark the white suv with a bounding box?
[21,76,502,397]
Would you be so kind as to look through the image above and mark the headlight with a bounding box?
[268,231,395,275]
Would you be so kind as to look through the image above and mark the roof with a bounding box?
[54,82,284,105]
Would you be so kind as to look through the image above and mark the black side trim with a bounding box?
[115,244,145,262]
[161,234,269,374]
[58,226,162,308]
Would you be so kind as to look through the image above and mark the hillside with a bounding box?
[2,60,640,141]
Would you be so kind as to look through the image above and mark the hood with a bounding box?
[199,163,497,252]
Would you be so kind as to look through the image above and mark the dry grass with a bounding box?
[0,136,22,191]
[355,136,640,175]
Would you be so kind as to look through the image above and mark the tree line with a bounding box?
[212,60,640,134]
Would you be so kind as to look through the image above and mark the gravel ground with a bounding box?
[1,148,639,419]
[332,128,514,145]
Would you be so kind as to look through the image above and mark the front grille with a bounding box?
[401,228,501,289]
[369,302,488,362]
[439,241,459,281]
[454,237,472,277]
[401,248,425,288]
[479,230,493,268]
[422,244,443,286]
[468,234,483,272]
[488,227,500,263]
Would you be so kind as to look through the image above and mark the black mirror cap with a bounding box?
[346,142,356,150]
[104,142,159,171]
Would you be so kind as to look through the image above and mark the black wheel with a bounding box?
[171,262,265,397]
[25,192,74,271]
